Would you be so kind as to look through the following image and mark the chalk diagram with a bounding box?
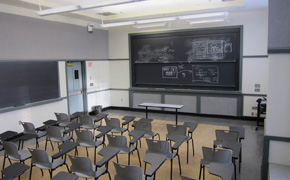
[136,44,175,63]
[186,39,232,61]
[162,65,219,84]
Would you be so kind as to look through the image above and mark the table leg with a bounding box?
[175,109,178,125]
[146,107,148,118]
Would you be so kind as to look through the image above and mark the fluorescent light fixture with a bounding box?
[178,12,229,20]
[36,5,79,16]
[136,17,177,24]
[80,0,139,9]
[188,18,226,25]
[100,21,135,27]
[133,22,167,28]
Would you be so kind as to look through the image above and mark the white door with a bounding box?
[67,62,85,115]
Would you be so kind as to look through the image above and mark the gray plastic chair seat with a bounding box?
[111,127,127,134]
[50,135,72,143]
[35,157,64,170]
[69,155,110,179]
[146,139,181,180]
[143,131,159,138]
[199,146,233,180]
[78,140,102,148]
[29,148,68,179]
[118,145,136,154]
[107,134,141,166]
[8,149,31,161]
[55,113,71,128]
[105,117,128,135]
[114,162,145,180]
[2,141,32,170]
[209,162,234,180]
[75,166,106,179]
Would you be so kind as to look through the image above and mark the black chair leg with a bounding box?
[177,154,182,175]
[45,139,48,151]
[107,171,112,180]
[2,155,6,173]
[199,164,202,180]
[170,159,173,180]
[191,138,194,156]
[136,149,142,167]
[29,165,33,180]
[86,147,89,157]
[116,154,119,163]
[128,153,131,165]
[50,140,54,151]
[187,141,189,164]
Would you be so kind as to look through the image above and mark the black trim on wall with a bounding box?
[268,48,290,54]
[243,55,269,58]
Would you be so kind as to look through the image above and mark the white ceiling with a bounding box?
[0,0,268,23]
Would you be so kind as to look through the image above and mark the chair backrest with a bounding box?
[69,155,95,177]
[133,121,152,132]
[215,130,239,142]
[107,134,128,148]
[2,141,21,159]
[55,113,69,123]
[202,146,232,163]
[75,130,94,143]
[105,117,121,128]
[46,126,63,139]
[166,124,187,136]
[114,162,143,180]
[146,139,170,154]
[79,115,93,125]
[20,121,37,135]
[28,148,51,168]
[229,126,245,140]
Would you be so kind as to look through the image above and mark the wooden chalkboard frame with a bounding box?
[129,26,242,91]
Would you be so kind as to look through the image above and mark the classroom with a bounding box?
[0,0,289,179]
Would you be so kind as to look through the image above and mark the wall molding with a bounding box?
[243,55,268,58]
[268,48,290,54]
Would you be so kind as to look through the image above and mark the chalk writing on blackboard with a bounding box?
[192,65,219,84]
[186,39,232,61]
[136,45,175,63]
[162,65,218,84]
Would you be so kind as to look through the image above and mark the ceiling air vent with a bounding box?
[96,12,118,16]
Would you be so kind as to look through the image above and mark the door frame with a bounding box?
[65,61,88,115]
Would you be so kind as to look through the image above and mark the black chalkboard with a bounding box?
[0,61,59,109]
[130,27,241,90]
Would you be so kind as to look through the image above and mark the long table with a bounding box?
[139,103,184,125]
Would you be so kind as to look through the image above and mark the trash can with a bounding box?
[91,105,102,115]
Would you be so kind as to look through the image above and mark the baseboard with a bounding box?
[102,106,261,121]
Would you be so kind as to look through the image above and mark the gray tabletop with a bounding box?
[139,103,184,109]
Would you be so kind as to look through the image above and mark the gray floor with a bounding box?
[106,109,264,180]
